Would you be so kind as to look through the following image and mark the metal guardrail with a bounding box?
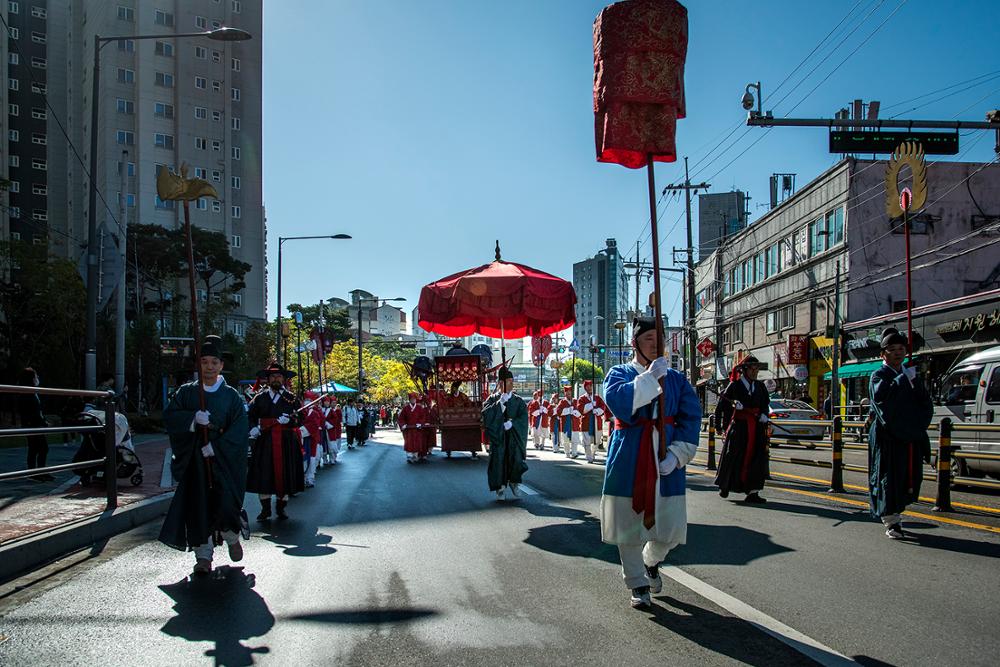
[0,384,118,511]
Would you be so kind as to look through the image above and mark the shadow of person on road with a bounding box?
[258,522,338,558]
[159,565,273,667]
[647,594,835,667]
[521,500,619,563]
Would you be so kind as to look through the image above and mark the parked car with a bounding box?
[767,399,826,447]
[933,344,1000,480]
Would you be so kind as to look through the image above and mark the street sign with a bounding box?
[569,338,580,352]
[697,338,714,357]
[829,130,958,155]
[793,365,809,382]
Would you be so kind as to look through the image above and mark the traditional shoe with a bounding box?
[192,559,212,576]
[496,488,505,501]
[719,489,729,499]
[885,524,904,540]
[256,498,272,522]
[509,484,521,497]
[630,586,652,609]
[645,565,663,594]
[744,493,766,504]
[406,458,413,464]
[305,481,315,488]
[228,541,244,562]
[276,499,289,520]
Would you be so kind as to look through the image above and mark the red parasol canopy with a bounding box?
[593,0,688,169]
[417,244,576,340]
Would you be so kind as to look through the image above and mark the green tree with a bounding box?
[560,358,605,386]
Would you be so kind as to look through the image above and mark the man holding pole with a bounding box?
[247,363,304,521]
[159,335,249,576]
[714,356,770,504]
[483,368,529,500]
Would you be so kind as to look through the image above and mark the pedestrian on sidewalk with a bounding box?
[343,398,360,449]
[601,317,701,609]
[868,328,933,540]
[482,368,528,500]
[246,363,304,522]
[159,336,249,577]
[17,367,53,481]
[713,357,770,504]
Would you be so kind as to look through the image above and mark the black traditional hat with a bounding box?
[498,367,514,381]
[880,327,907,349]
[740,355,761,367]
[632,316,656,340]
[257,362,296,380]
[200,334,226,360]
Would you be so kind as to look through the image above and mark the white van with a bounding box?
[934,345,1000,479]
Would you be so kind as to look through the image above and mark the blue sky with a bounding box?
[263,0,1000,331]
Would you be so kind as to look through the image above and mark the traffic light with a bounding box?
[598,346,605,354]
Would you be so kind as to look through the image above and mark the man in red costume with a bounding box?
[556,386,577,458]
[421,394,438,459]
[398,392,427,464]
[320,394,341,465]
[578,380,609,464]
[527,391,545,450]
[549,392,563,453]
[301,390,324,487]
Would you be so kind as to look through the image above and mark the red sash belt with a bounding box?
[615,416,675,530]
[260,418,286,498]
[732,408,760,485]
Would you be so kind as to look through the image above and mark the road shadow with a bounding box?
[647,594,824,667]
[901,530,1000,558]
[159,565,273,667]
[286,608,437,624]
[258,522,338,558]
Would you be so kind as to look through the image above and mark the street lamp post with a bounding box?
[593,315,604,394]
[614,320,627,367]
[355,296,406,396]
[84,27,252,389]
[275,234,351,365]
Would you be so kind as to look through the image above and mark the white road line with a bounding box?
[662,565,858,667]
[160,448,174,488]
[517,483,540,496]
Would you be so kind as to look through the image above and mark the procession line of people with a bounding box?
[522,381,610,463]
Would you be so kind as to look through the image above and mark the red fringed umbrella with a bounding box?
[418,242,576,363]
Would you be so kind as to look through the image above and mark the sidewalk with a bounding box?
[0,434,175,580]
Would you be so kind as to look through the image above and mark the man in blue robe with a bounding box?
[602,318,701,609]
[868,328,932,539]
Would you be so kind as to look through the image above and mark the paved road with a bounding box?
[1,431,998,666]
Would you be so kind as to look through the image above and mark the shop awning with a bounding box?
[823,360,883,380]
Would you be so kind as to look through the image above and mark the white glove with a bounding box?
[648,357,670,379]
[572,410,581,418]
[733,400,744,410]
[594,407,604,416]
[499,393,510,405]
[533,409,543,417]
[249,426,261,439]
[299,426,309,438]
[903,366,917,381]
[416,424,423,429]
[277,414,291,425]
[503,420,513,431]
[658,451,679,476]
[583,402,593,413]
[759,414,769,423]
[201,443,215,458]
[194,410,211,426]
[562,408,572,416]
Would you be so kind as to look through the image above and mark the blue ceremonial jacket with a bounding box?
[602,362,702,500]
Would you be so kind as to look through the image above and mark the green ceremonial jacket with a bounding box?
[482,392,529,491]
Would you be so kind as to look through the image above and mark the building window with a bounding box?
[8,79,18,91]
[117,193,136,207]
[10,232,20,240]
[212,80,222,93]
[9,155,19,167]
[31,132,46,145]
[31,158,47,170]
[211,20,221,30]
[231,57,241,72]
[30,5,44,18]
[30,183,45,195]
[211,170,222,182]
[231,205,241,218]
[232,321,245,338]
[7,180,18,191]
[231,87,240,101]
[231,146,240,160]
[155,41,174,57]
[212,200,222,213]
[32,209,47,221]
[194,167,207,179]
[115,98,133,114]
[231,176,240,189]
[195,76,206,89]
[155,72,174,88]
[31,107,46,119]
[30,81,46,94]
[118,68,135,84]
[194,106,207,120]
[231,234,241,248]
[809,218,825,257]
[8,103,18,116]
[195,45,207,59]
[154,102,174,118]
[9,2,18,14]
[196,198,208,210]
[9,206,20,218]
[116,5,133,21]
[211,140,222,152]
[829,206,844,246]
[9,53,19,65]
[195,137,207,150]
[8,129,18,141]
[30,56,46,69]
[115,130,134,145]
[154,10,174,27]
[8,27,18,39]
[154,195,175,210]
[118,161,136,176]
[30,31,45,44]
[231,117,240,131]
[194,15,207,29]
[117,39,134,52]
[232,0,242,12]
[154,133,174,149]
[212,50,222,63]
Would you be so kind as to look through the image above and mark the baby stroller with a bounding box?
[70,409,143,487]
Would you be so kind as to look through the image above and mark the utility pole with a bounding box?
[115,149,128,404]
[831,261,842,416]
[663,157,710,386]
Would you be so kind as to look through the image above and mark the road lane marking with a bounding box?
[160,448,174,488]
[517,484,540,496]
[661,565,858,667]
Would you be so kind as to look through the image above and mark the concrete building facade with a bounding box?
[573,238,628,370]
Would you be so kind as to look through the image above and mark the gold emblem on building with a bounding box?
[885,142,927,218]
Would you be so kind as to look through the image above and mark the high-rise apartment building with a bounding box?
[2,1,265,336]
[572,238,628,369]
[697,190,746,261]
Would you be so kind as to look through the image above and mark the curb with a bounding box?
[0,491,174,583]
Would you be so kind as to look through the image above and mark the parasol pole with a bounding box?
[646,154,669,462]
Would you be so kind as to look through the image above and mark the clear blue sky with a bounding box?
[263,0,1000,330]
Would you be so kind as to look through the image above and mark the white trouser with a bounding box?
[533,427,549,448]
[618,540,674,590]
[582,432,596,461]
[329,435,341,461]
[194,530,240,562]
[881,513,902,527]
[568,432,585,457]
[305,453,319,484]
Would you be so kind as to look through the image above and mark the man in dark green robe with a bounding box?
[868,328,933,540]
[159,335,249,575]
[482,368,529,500]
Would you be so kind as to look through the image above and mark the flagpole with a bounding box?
[647,154,668,463]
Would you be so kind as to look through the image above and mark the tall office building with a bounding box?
[572,238,628,368]
[698,190,746,261]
